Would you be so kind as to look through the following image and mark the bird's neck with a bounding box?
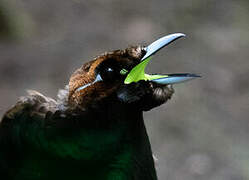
[28,99,158,179]
[81,101,158,180]
[60,99,158,179]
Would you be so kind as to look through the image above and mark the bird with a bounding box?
[0,33,199,180]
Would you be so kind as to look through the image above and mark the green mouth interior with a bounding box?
[124,57,168,84]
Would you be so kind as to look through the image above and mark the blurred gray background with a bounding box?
[0,0,248,179]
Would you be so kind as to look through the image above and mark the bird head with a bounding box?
[68,33,200,111]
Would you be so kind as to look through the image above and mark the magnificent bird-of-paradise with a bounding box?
[0,33,199,180]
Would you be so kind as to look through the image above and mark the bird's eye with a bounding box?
[99,67,118,82]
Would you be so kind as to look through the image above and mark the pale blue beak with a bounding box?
[124,33,200,85]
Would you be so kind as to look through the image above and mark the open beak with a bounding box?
[124,33,200,84]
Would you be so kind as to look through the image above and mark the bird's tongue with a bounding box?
[124,33,200,85]
[124,57,167,84]
[124,56,199,85]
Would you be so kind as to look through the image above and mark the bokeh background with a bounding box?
[0,0,248,179]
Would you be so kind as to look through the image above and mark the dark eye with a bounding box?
[99,67,118,82]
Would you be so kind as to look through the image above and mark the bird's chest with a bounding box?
[23,119,127,160]
[14,128,129,180]
[15,152,108,180]
[15,144,134,180]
